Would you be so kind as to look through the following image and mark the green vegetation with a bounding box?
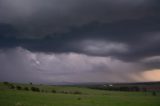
[0,82,160,106]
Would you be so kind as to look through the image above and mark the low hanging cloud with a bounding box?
[0,47,148,83]
[78,39,128,55]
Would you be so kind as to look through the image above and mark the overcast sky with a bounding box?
[0,0,160,83]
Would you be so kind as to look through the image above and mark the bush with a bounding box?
[52,89,56,93]
[152,91,157,96]
[9,84,15,89]
[77,97,82,100]
[61,91,68,94]
[31,87,40,92]
[3,82,9,85]
[41,89,44,92]
[60,91,82,94]
[16,86,22,90]
[24,87,29,91]
[73,91,82,94]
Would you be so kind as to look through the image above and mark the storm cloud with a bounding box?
[0,47,144,83]
[0,0,160,83]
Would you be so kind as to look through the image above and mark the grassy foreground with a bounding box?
[0,83,160,106]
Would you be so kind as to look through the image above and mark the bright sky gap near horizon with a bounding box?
[0,0,160,83]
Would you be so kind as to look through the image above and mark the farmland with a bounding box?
[0,82,160,106]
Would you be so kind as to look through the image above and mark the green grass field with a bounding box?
[0,82,160,106]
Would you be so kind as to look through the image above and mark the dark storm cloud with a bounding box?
[0,0,160,83]
[1,17,160,62]
[0,0,157,37]
[0,0,160,65]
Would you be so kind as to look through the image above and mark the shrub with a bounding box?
[77,97,82,100]
[52,89,56,93]
[61,91,68,94]
[9,84,15,89]
[152,91,157,96]
[24,87,29,91]
[60,91,82,94]
[41,89,44,92]
[16,86,22,90]
[73,91,82,94]
[31,87,40,92]
[3,82,9,85]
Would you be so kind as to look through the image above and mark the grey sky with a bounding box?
[0,0,160,83]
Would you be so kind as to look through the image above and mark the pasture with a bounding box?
[0,82,160,106]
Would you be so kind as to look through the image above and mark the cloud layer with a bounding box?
[0,47,147,83]
[0,0,160,83]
